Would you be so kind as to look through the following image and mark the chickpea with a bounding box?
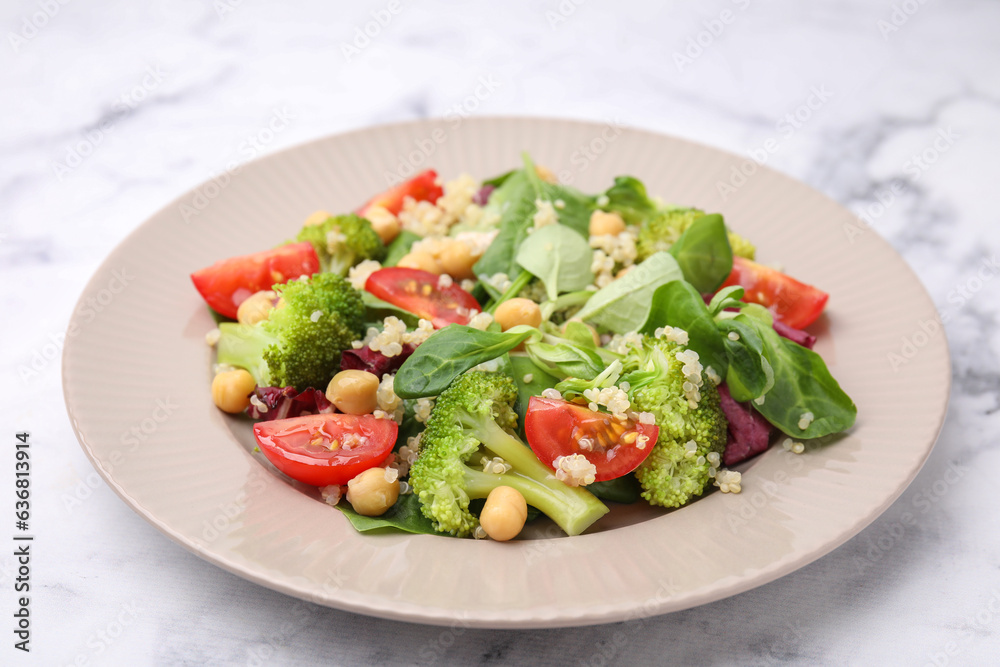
[535,164,558,184]
[326,370,380,415]
[346,467,400,516]
[397,251,442,274]
[304,210,332,227]
[364,205,401,245]
[494,298,542,331]
[237,290,277,326]
[212,369,256,414]
[436,240,476,280]
[479,486,528,541]
[589,210,626,237]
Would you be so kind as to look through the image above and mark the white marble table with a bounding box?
[4,0,999,664]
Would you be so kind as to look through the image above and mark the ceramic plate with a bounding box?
[63,117,950,628]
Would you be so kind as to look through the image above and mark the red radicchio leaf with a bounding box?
[340,344,415,379]
[718,383,775,466]
[771,319,816,349]
[246,386,334,421]
[472,184,495,206]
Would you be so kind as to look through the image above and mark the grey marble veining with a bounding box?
[3,0,999,664]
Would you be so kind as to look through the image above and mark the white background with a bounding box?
[3,0,999,665]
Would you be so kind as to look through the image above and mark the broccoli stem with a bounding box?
[216,322,275,386]
[463,416,609,536]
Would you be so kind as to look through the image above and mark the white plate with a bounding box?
[63,117,950,628]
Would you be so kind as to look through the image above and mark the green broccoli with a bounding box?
[620,335,728,508]
[296,213,386,275]
[636,208,756,262]
[408,372,609,537]
[216,272,364,391]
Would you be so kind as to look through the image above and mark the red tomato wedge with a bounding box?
[365,267,480,329]
[190,242,320,319]
[719,256,829,329]
[356,169,443,217]
[524,397,659,482]
[253,413,398,487]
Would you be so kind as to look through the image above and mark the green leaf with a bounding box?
[335,494,444,535]
[716,316,771,402]
[473,170,538,277]
[639,280,727,377]
[707,285,745,317]
[576,252,683,334]
[668,213,734,292]
[361,291,419,328]
[742,316,857,438]
[383,230,422,267]
[393,324,540,398]
[561,320,599,348]
[524,341,605,380]
[601,176,658,226]
[509,355,559,428]
[515,224,594,300]
[475,155,595,278]
[587,475,642,504]
[539,290,594,322]
[482,169,516,188]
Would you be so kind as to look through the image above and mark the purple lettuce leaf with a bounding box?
[771,319,816,349]
[340,344,416,379]
[718,383,775,466]
[247,386,334,421]
[472,184,495,206]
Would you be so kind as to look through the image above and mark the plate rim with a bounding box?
[62,115,952,628]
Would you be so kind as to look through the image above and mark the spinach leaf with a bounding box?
[383,230,422,267]
[587,475,642,504]
[476,155,596,278]
[473,169,538,277]
[707,285,745,317]
[742,316,857,438]
[668,213,733,293]
[521,153,594,230]
[393,324,540,398]
[525,341,605,380]
[640,280,727,377]
[509,355,559,428]
[515,224,594,300]
[336,494,443,535]
[575,251,683,333]
[601,176,658,225]
[394,399,425,450]
[716,316,772,402]
[482,169,516,188]
[561,320,599,349]
[362,291,419,328]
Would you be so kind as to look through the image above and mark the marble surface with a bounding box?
[3,0,999,664]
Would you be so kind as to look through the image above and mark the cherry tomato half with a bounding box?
[524,397,659,482]
[190,242,320,320]
[356,169,443,218]
[719,256,829,330]
[253,413,398,487]
[365,267,480,329]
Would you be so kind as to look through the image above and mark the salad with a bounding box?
[192,154,856,541]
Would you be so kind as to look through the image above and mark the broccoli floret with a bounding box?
[408,372,609,537]
[297,213,386,275]
[636,208,756,261]
[216,273,365,391]
[621,336,728,508]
